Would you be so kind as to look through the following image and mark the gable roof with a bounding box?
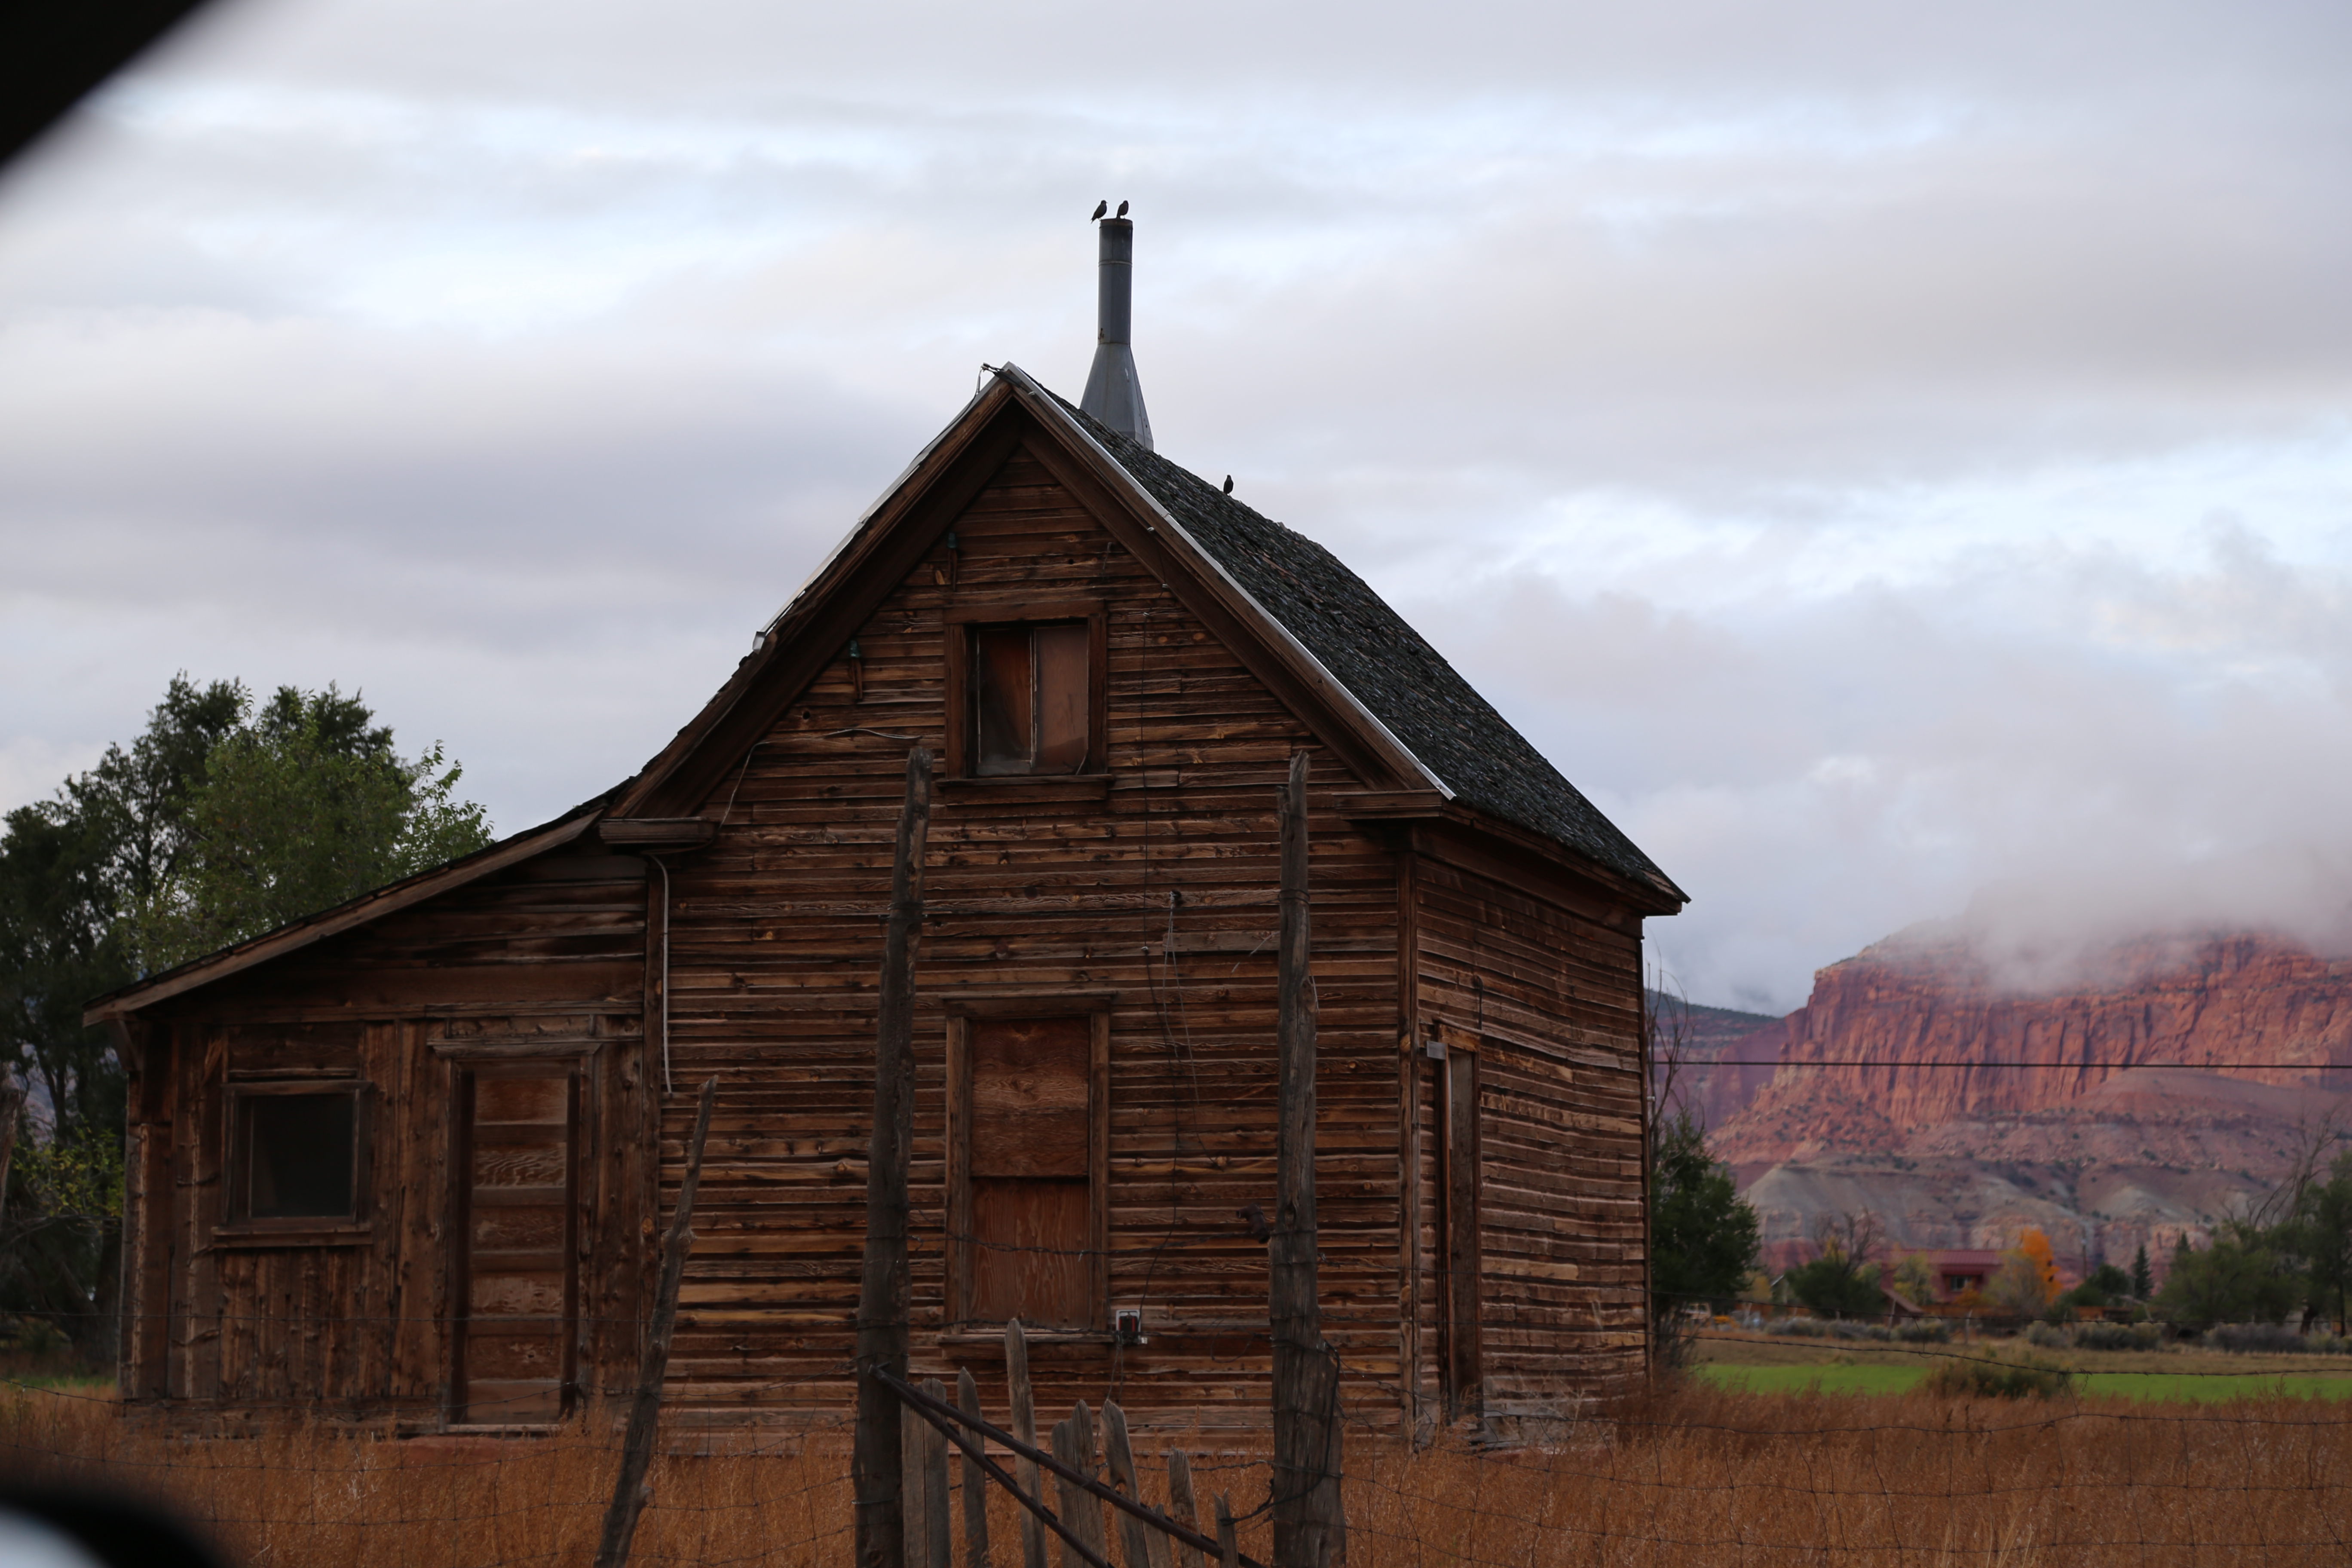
[1036,384,1678,900]
[622,364,1678,902]
[89,364,1682,1020]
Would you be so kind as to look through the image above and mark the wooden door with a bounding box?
[956,1016,1095,1328]
[452,1063,579,1424]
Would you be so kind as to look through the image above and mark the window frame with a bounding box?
[943,600,1109,780]
[943,1006,1112,1335]
[220,1079,373,1238]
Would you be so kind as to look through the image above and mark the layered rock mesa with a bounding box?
[1709,927,2352,1169]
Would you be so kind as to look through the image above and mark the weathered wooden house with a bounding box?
[89,220,1685,1434]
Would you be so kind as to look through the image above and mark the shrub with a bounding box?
[1767,1317,1831,1338]
[1894,1320,1951,1344]
[2205,1323,2315,1355]
[1829,1321,1894,1342]
[2024,1321,2070,1348]
[2074,1321,2162,1351]
[1923,1357,2073,1399]
[0,1316,72,1358]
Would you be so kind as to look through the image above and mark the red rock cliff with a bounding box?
[1710,928,2352,1166]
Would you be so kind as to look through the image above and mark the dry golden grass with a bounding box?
[9,1380,2352,1568]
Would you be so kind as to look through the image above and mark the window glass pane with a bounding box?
[1034,624,1090,774]
[974,627,1034,775]
[242,1093,355,1219]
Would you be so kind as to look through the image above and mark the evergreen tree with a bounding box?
[2289,1153,2352,1335]
[1649,1109,1761,1341]
[2131,1242,2153,1299]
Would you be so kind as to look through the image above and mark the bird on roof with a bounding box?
[1116,200,1129,218]
[1090,200,1108,221]
[1222,475,1234,494]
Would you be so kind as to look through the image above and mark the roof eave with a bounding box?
[612,374,1023,818]
[1338,790,1687,917]
[80,803,609,1023]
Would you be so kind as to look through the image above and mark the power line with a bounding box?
[1684,1058,2352,1069]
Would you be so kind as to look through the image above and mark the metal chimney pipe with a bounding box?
[1080,216,1153,450]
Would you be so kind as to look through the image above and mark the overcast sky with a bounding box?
[2,0,2346,1013]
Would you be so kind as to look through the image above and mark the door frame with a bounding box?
[942,1004,1111,1332]
[436,1040,597,1429]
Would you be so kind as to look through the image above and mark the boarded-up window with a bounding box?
[972,623,1091,775]
[950,1015,1103,1329]
[228,1087,363,1223]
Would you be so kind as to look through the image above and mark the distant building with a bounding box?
[1929,1250,2003,1299]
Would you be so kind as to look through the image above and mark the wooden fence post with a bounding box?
[1270,753,1343,1568]
[592,1075,718,1568]
[1100,1401,1154,1568]
[1007,1320,1046,1568]
[1167,1452,1204,1568]
[1051,1403,1110,1568]
[912,1376,953,1568]
[855,747,934,1568]
[906,1402,934,1568]
[958,1368,991,1568]
[1214,1497,1238,1568]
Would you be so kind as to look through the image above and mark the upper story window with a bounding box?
[227,1084,367,1224]
[974,623,1089,774]
[948,605,1106,778]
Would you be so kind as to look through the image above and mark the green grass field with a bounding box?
[1697,1362,2352,1402]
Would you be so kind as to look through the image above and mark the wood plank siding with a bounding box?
[126,848,653,1427]
[109,401,1664,1433]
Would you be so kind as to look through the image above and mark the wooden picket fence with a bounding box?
[876,1321,1253,1568]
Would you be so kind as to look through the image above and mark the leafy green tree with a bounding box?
[1,676,488,1356]
[2086,1263,2132,1296]
[1649,1109,1761,1332]
[2055,1262,2135,1317]
[2131,1243,2154,1300]
[2156,1225,2305,1330]
[2288,1153,2352,1334]
[0,677,242,1342]
[147,685,490,968]
[1787,1211,1886,1318]
[1888,1251,1939,1306]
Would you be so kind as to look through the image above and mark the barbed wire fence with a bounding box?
[13,1300,2352,1568]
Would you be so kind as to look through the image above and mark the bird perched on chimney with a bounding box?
[1222,475,1234,494]
[1116,200,1129,218]
[1090,200,1108,221]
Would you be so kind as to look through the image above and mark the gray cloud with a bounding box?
[1418,524,2352,1011]
[2,0,2346,1010]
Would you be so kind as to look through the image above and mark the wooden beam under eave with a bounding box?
[597,819,717,851]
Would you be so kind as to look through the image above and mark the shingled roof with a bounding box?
[1047,389,1682,904]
